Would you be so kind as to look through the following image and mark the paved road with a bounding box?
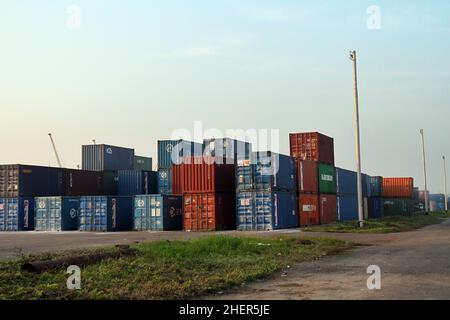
[209,219,450,300]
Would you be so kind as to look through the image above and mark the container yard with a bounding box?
[2,2,450,306]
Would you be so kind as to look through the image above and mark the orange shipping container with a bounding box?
[299,194,320,226]
[172,156,236,194]
[382,178,414,198]
[183,192,236,231]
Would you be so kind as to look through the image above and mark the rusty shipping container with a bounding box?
[289,132,335,165]
[296,160,318,194]
[183,192,236,231]
[298,194,320,226]
[382,178,414,198]
[320,194,337,224]
[172,156,236,194]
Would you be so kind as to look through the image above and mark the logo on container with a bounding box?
[137,200,145,208]
[106,147,113,155]
[166,144,174,153]
[302,205,316,212]
[240,199,251,206]
[69,209,77,219]
[39,201,46,209]
[321,174,334,182]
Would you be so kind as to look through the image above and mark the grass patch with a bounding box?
[303,213,448,234]
[0,235,352,300]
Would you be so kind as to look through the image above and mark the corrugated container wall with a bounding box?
[134,195,183,231]
[296,160,318,194]
[82,144,134,171]
[336,168,368,196]
[79,196,133,232]
[183,193,236,231]
[102,171,119,195]
[298,194,320,226]
[337,194,358,221]
[383,198,414,216]
[320,194,337,224]
[236,152,296,192]
[34,197,79,231]
[158,140,203,169]
[134,156,152,171]
[318,164,337,194]
[0,197,34,231]
[236,191,297,231]
[203,138,252,162]
[0,165,64,198]
[117,170,158,196]
[369,197,384,219]
[289,132,335,165]
[157,168,173,194]
[382,178,414,198]
[172,157,236,194]
[366,176,383,198]
[64,169,104,196]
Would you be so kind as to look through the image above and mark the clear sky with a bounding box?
[1,0,449,193]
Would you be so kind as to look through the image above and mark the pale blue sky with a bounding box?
[1,1,449,192]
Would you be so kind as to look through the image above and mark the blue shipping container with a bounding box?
[157,168,173,194]
[336,168,368,196]
[236,191,298,231]
[366,176,383,198]
[369,197,384,219]
[157,140,203,169]
[0,197,34,231]
[35,197,80,231]
[134,195,183,231]
[236,152,296,191]
[79,196,133,232]
[430,194,445,203]
[337,194,358,221]
[82,144,134,171]
[0,165,64,198]
[117,170,158,196]
[203,138,252,162]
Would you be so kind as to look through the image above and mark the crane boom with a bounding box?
[48,133,63,168]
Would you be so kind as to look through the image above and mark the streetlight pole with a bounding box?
[443,155,448,213]
[350,50,364,228]
[420,129,429,214]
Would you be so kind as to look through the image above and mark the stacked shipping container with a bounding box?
[174,155,237,231]
[382,178,415,216]
[134,195,183,231]
[290,133,337,226]
[236,152,298,231]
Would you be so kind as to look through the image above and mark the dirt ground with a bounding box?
[208,218,450,300]
[2,219,450,300]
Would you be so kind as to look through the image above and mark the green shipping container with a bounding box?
[383,198,415,217]
[134,156,152,171]
[318,164,336,194]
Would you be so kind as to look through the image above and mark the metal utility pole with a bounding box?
[420,129,429,214]
[443,155,448,213]
[350,50,364,228]
[48,133,63,168]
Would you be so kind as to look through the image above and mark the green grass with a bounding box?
[303,213,449,234]
[0,235,352,300]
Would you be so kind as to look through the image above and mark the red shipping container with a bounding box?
[183,192,236,231]
[299,194,320,226]
[320,194,337,224]
[382,177,414,198]
[289,132,335,165]
[295,160,318,194]
[172,156,236,194]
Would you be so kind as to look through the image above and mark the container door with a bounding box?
[79,198,93,231]
[255,192,272,231]
[94,197,107,232]
[134,197,147,231]
[35,198,47,231]
[236,160,253,191]
[0,199,5,231]
[6,199,19,231]
[236,192,254,231]
[150,196,162,231]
